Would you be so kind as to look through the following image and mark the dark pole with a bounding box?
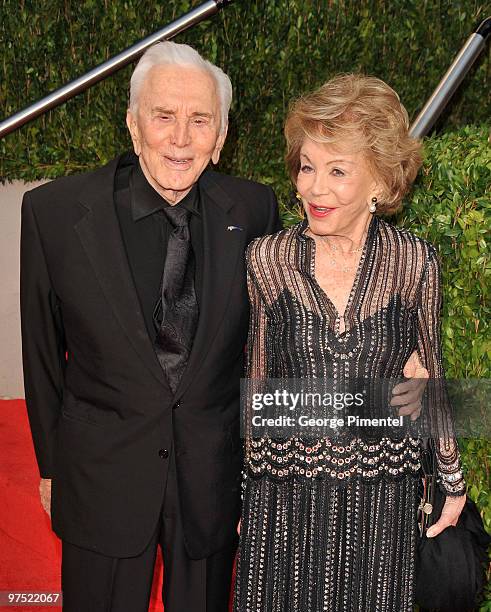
[0,0,234,139]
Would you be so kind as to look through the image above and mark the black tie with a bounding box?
[153,205,199,393]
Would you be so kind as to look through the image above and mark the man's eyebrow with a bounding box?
[151,107,214,119]
[152,107,175,114]
[190,111,214,118]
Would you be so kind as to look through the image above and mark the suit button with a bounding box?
[173,401,180,410]
[159,448,169,459]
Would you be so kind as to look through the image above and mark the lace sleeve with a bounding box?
[243,243,270,463]
[417,249,466,496]
[245,257,268,381]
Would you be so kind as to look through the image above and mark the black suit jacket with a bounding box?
[20,155,280,558]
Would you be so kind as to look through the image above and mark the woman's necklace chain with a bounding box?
[318,234,366,273]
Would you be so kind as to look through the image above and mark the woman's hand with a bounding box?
[237,519,241,535]
[426,494,466,538]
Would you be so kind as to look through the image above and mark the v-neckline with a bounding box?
[301,215,377,337]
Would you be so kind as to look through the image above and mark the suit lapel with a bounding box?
[175,171,246,399]
[74,157,169,389]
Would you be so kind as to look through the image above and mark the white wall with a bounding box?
[0,180,47,398]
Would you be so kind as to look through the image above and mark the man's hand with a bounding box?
[390,351,429,421]
[426,494,466,538]
[39,478,52,517]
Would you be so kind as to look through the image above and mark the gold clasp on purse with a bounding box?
[417,475,434,536]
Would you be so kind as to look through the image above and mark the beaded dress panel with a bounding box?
[234,217,465,612]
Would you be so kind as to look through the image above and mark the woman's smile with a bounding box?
[308,203,337,217]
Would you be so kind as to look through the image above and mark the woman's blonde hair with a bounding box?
[285,74,422,214]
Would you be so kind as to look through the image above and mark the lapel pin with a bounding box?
[227,225,244,231]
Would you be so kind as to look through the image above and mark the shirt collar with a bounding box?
[294,217,310,242]
[130,160,200,221]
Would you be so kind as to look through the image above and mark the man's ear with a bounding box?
[211,125,228,165]
[126,110,141,156]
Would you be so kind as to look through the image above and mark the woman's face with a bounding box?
[296,138,379,237]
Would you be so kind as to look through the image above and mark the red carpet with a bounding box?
[0,400,164,611]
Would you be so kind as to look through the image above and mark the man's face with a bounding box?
[126,64,226,204]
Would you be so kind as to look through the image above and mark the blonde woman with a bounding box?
[234,75,465,611]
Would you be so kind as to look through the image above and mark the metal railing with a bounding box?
[0,0,233,139]
[410,17,490,137]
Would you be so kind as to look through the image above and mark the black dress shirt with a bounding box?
[114,154,202,342]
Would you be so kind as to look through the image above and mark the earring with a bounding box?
[369,197,377,213]
[296,192,302,201]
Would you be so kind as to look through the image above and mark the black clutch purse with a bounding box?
[415,440,491,612]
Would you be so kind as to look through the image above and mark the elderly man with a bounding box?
[20,41,425,611]
[21,41,279,611]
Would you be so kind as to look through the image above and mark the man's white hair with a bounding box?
[129,41,232,135]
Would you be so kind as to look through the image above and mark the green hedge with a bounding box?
[398,127,490,380]
[0,0,489,180]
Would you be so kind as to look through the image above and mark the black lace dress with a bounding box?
[233,217,465,612]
